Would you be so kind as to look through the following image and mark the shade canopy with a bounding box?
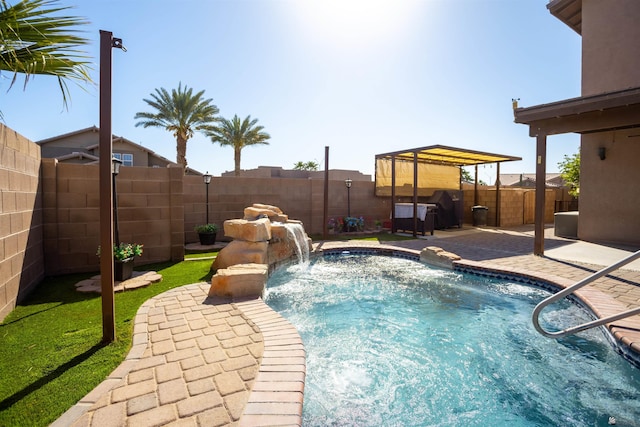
[376,145,522,166]
[375,145,522,196]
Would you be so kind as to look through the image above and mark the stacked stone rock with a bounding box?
[209,204,311,298]
[419,246,461,270]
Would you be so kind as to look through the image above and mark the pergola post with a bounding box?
[391,155,396,233]
[412,151,418,237]
[474,164,479,205]
[534,134,547,255]
[323,146,329,240]
[495,162,501,227]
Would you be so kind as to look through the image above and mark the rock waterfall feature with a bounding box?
[209,204,312,298]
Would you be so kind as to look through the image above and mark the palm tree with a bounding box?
[0,0,91,109]
[208,114,271,176]
[134,83,219,169]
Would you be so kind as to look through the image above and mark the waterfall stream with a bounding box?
[283,222,309,265]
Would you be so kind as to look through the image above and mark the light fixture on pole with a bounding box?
[203,171,212,224]
[345,178,352,217]
[112,157,123,247]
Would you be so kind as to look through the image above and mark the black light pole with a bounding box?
[112,157,122,247]
[345,178,352,217]
[203,171,212,224]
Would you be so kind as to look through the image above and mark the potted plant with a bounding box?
[195,223,218,245]
[97,243,144,281]
[343,216,364,232]
[327,218,338,234]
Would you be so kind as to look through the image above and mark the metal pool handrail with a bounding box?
[532,249,640,338]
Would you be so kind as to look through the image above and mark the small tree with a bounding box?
[558,151,580,197]
[293,161,319,171]
[461,167,487,185]
[461,168,473,183]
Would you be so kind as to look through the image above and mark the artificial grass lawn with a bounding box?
[184,251,217,260]
[0,258,215,427]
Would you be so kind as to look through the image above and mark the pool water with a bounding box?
[264,254,640,427]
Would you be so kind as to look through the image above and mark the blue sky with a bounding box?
[1,0,582,182]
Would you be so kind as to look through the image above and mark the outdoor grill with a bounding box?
[427,190,463,229]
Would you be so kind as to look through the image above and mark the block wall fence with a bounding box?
[0,125,45,321]
[1,125,556,321]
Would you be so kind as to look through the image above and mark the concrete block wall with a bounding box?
[41,162,185,275]
[0,125,44,322]
[461,187,555,227]
[183,176,391,241]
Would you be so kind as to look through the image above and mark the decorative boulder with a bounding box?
[420,246,461,270]
[209,263,268,298]
[252,203,283,214]
[244,206,289,223]
[270,222,288,241]
[223,217,272,242]
[212,240,269,270]
[208,203,312,296]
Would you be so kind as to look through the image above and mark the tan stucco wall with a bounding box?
[581,0,640,95]
[576,1,640,246]
[0,125,44,322]
[579,130,640,245]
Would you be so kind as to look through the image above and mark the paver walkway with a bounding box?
[54,284,304,427]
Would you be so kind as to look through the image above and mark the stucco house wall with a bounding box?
[577,1,640,245]
[579,129,640,245]
[581,0,640,96]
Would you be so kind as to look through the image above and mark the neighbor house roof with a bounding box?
[499,173,565,187]
[38,126,203,175]
[54,152,100,163]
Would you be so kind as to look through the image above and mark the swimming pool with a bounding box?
[264,253,640,427]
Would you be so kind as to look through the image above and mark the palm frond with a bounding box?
[0,0,92,108]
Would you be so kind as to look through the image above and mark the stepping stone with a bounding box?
[76,281,102,293]
[74,272,163,294]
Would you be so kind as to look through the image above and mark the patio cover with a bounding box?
[375,145,522,197]
[514,85,640,254]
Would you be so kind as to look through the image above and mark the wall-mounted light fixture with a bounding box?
[598,147,606,161]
